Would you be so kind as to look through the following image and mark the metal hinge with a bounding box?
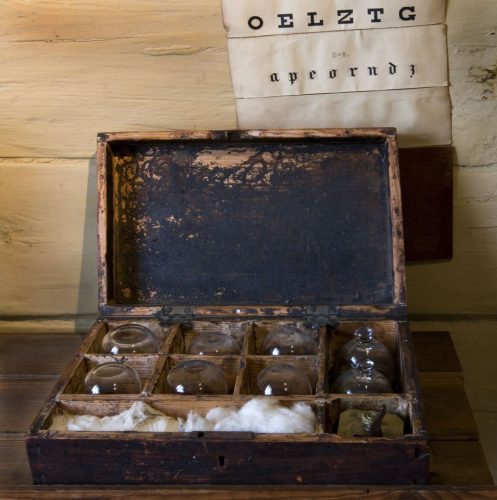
[161,306,194,323]
[305,305,339,325]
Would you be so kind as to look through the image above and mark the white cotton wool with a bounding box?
[182,412,214,432]
[216,398,315,433]
[182,406,236,432]
[206,406,237,422]
[50,399,315,434]
[184,398,315,433]
[52,402,181,432]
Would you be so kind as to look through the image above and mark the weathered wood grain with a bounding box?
[412,332,462,375]
[1,485,497,499]
[0,0,495,326]
[0,439,33,488]
[420,377,479,440]
[0,381,56,433]
[0,333,84,377]
[0,331,493,491]
[0,0,225,42]
[447,0,497,169]
[429,441,494,485]
[0,1,235,158]
[24,320,428,484]
[0,159,97,319]
[472,413,497,488]
[26,434,429,485]
[0,0,494,490]
[0,439,494,492]
[412,320,497,484]
[0,0,493,161]
[0,318,95,335]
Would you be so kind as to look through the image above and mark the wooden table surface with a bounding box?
[0,331,495,498]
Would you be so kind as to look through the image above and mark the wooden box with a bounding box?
[26,129,428,485]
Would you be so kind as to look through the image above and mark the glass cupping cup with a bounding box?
[101,324,160,354]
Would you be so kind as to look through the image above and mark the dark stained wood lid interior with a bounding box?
[99,131,404,313]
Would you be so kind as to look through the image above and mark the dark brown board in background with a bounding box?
[399,146,453,262]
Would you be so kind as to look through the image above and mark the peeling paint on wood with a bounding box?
[469,63,497,101]
[98,131,401,311]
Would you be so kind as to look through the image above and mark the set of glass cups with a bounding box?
[84,324,158,395]
[84,324,396,396]
[167,325,318,396]
[84,323,319,396]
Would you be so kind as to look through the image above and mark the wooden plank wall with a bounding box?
[0,0,496,484]
[0,0,496,327]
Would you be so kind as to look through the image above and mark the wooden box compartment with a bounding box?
[238,355,322,395]
[250,320,322,355]
[80,319,174,355]
[327,320,407,393]
[153,354,242,395]
[59,354,160,395]
[167,320,251,354]
[29,371,426,485]
[27,129,428,485]
[325,395,416,436]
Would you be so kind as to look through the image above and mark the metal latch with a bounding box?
[161,306,195,323]
[305,305,339,325]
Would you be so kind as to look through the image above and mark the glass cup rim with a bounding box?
[103,323,160,353]
[84,361,142,394]
[110,323,154,341]
[188,331,241,355]
[256,362,313,395]
[170,359,220,373]
[87,361,139,379]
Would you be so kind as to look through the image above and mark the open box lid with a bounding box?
[97,129,406,323]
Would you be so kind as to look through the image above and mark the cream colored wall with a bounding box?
[0,0,496,480]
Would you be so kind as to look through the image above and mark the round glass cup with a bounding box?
[331,360,393,394]
[101,324,159,354]
[167,359,228,395]
[334,326,396,384]
[84,362,142,395]
[256,363,313,396]
[260,325,317,355]
[188,332,241,355]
